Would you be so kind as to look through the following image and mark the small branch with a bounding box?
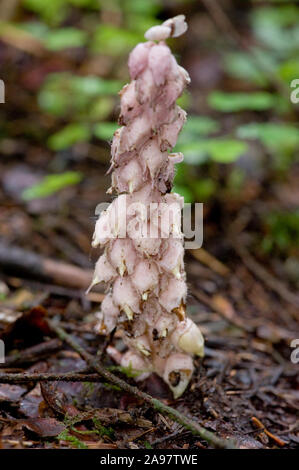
[97,327,116,361]
[191,288,253,332]
[189,248,230,277]
[47,319,237,449]
[0,23,44,56]
[0,369,102,384]
[0,339,62,368]
[0,241,94,290]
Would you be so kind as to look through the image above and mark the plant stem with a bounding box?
[0,369,100,383]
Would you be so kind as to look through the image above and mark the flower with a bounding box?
[91,16,204,398]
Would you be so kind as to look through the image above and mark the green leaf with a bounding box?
[68,0,99,7]
[237,122,299,169]
[124,0,160,16]
[89,96,114,121]
[227,168,245,193]
[192,178,216,201]
[93,122,118,140]
[71,76,123,96]
[179,116,220,143]
[172,185,194,203]
[23,0,68,25]
[176,141,209,165]
[206,139,248,163]
[18,21,49,40]
[22,171,83,200]
[48,123,90,150]
[278,59,299,84]
[178,139,247,165]
[208,91,276,112]
[91,25,143,56]
[251,5,299,55]
[176,91,191,111]
[144,441,153,449]
[224,52,268,86]
[44,28,88,50]
[262,210,299,254]
[38,73,122,117]
[173,163,189,185]
[237,122,299,152]
[92,418,114,438]
[57,430,87,449]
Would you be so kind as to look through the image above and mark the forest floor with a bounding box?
[0,153,298,450]
[0,0,298,450]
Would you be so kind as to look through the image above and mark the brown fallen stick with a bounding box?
[46,319,237,449]
[0,339,62,368]
[0,241,93,290]
[251,417,286,447]
[0,370,101,383]
[191,288,253,332]
[189,248,230,277]
[0,22,44,56]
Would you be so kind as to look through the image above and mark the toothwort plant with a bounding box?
[90,16,204,398]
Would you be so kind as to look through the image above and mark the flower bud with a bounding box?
[171,317,204,357]
[87,252,116,293]
[92,210,113,247]
[139,138,166,179]
[160,106,186,150]
[95,294,119,334]
[148,44,172,86]
[109,239,136,276]
[113,277,140,319]
[152,313,175,339]
[131,260,159,299]
[144,25,171,41]
[159,277,187,312]
[112,159,143,193]
[159,239,184,278]
[128,43,150,79]
[163,353,194,399]
[121,351,151,381]
[162,15,188,38]
[91,16,204,398]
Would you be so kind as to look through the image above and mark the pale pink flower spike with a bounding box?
[91,16,204,398]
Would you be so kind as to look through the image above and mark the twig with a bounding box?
[251,416,286,447]
[189,248,230,277]
[191,288,253,332]
[0,241,94,290]
[0,370,101,383]
[233,240,299,310]
[97,327,116,361]
[47,319,237,449]
[151,429,189,447]
[0,23,44,56]
[0,339,62,368]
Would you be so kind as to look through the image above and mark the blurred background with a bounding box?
[0,0,298,449]
[0,0,298,299]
